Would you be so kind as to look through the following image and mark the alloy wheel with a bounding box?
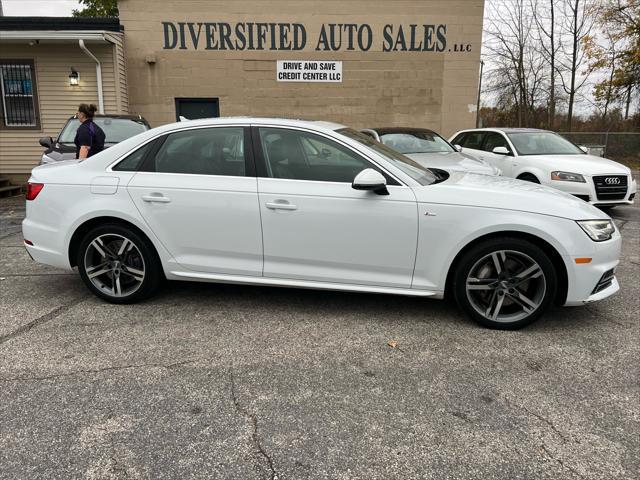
[83,233,146,298]
[465,249,546,323]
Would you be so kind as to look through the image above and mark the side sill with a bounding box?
[167,270,441,298]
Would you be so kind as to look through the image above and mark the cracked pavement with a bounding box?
[1,194,638,479]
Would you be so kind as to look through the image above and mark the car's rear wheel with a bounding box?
[453,238,557,329]
[77,224,161,303]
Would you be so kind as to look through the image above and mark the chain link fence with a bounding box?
[558,132,640,167]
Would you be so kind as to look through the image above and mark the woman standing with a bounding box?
[74,104,105,160]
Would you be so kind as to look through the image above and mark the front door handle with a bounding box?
[265,201,297,211]
[142,194,171,203]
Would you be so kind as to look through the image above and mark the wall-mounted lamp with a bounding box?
[68,68,79,86]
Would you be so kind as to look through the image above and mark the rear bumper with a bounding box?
[22,218,72,270]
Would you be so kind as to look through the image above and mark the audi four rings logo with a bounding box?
[605,177,621,184]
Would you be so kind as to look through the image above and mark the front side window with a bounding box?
[152,127,245,176]
[0,61,39,128]
[451,133,466,146]
[58,118,148,145]
[482,132,511,153]
[379,131,454,154]
[259,127,373,183]
[507,132,584,156]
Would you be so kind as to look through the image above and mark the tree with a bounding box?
[72,0,118,17]
[584,29,623,125]
[531,0,561,129]
[557,0,599,131]
[597,0,640,119]
[485,0,541,127]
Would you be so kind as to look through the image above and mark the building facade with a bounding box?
[118,0,484,134]
[0,17,128,182]
[0,1,484,182]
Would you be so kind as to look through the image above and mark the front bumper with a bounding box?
[563,232,621,306]
[552,175,636,206]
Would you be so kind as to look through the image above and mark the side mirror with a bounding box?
[39,137,53,148]
[454,144,463,152]
[352,168,389,195]
[492,146,510,155]
[578,145,588,154]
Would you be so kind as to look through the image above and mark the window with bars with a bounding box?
[0,61,40,128]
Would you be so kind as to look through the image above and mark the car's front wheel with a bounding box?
[77,224,162,303]
[453,237,557,329]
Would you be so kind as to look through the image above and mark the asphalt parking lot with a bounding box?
[1,194,638,480]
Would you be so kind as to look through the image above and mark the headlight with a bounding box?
[577,220,615,242]
[551,171,585,182]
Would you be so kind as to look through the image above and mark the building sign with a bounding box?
[277,60,342,82]
[160,22,468,53]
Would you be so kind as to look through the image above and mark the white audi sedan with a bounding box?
[450,128,636,207]
[23,118,621,329]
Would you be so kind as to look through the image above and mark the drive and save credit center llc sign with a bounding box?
[277,60,342,82]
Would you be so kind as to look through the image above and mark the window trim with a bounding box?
[0,59,41,130]
[251,125,404,186]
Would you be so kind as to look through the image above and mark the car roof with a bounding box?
[368,127,439,136]
[456,127,550,134]
[150,116,348,134]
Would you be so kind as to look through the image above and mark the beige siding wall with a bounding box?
[0,35,128,182]
[119,0,483,134]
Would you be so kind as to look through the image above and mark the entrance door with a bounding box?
[175,98,220,121]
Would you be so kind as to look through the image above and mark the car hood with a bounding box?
[520,153,631,175]
[415,171,609,220]
[406,151,500,176]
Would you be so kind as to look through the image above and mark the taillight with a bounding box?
[26,182,44,201]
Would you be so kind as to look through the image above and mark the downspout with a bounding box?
[78,39,104,113]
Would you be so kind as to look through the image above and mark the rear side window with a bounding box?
[461,132,485,149]
[113,140,155,171]
[152,127,245,176]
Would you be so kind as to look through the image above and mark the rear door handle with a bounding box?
[265,201,297,211]
[142,194,171,203]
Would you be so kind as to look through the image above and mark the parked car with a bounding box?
[39,114,150,164]
[24,118,620,329]
[450,128,637,207]
[361,127,500,176]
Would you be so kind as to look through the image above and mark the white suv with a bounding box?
[450,128,636,207]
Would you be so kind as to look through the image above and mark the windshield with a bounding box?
[58,118,149,144]
[507,132,583,155]
[379,131,455,154]
[337,128,437,185]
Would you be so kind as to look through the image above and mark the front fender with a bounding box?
[411,203,585,292]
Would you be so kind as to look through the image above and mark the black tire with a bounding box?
[453,237,557,329]
[517,173,540,184]
[76,223,162,304]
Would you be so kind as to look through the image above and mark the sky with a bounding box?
[2,0,80,16]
